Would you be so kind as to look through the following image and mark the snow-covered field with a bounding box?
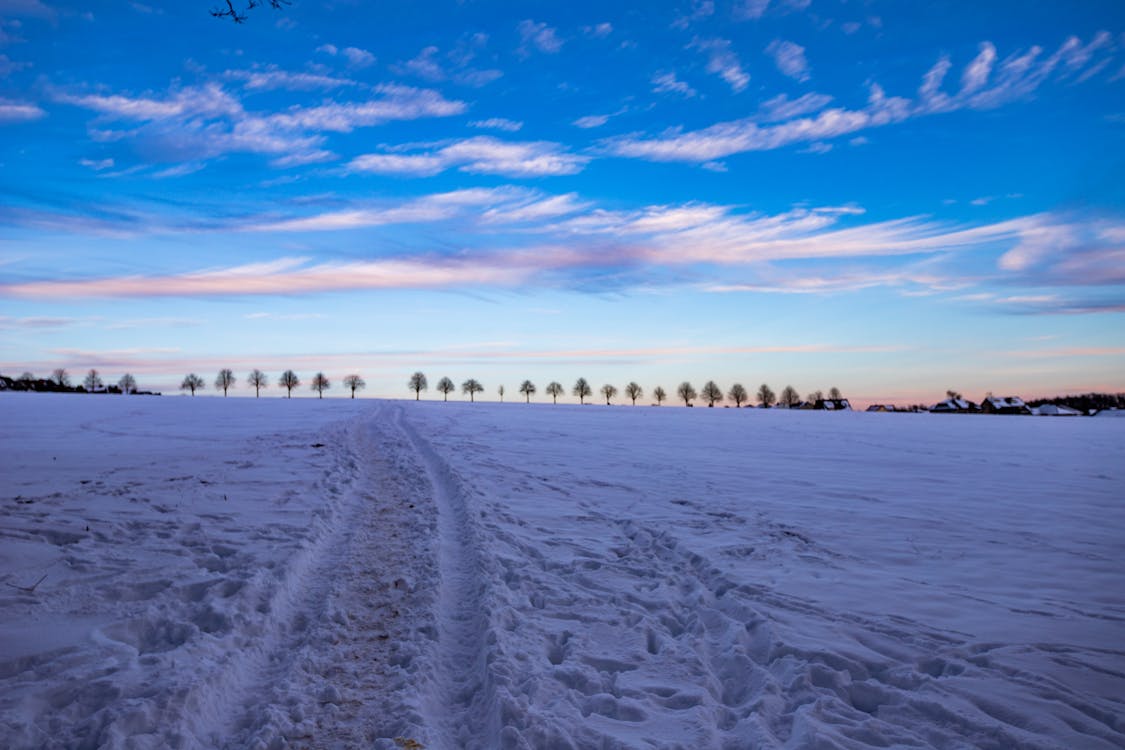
[1,394,1123,749]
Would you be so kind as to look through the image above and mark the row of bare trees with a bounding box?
[407,372,843,407]
[23,367,841,405]
[178,369,368,399]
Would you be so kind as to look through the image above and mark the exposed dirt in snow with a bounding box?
[1,394,1123,749]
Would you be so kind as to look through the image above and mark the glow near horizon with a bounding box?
[0,1,1123,406]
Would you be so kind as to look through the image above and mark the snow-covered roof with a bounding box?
[984,396,1025,408]
[1032,404,1081,416]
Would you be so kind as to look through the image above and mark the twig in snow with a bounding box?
[6,573,48,593]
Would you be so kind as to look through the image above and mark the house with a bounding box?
[930,397,979,413]
[1030,403,1082,417]
[980,396,1031,415]
[814,398,851,411]
[866,404,895,412]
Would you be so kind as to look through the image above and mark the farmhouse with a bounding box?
[930,397,979,414]
[981,396,1031,415]
[814,398,851,411]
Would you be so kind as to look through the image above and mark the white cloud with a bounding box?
[469,117,523,132]
[0,98,45,122]
[584,23,613,38]
[960,42,996,93]
[394,45,502,87]
[757,92,832,121]
[348,136,590,178]
[652,72,698,98]
[612,34,1111,164]
[53,81,464,170]
[574,114,610,129]
[766,39,810,82]
[672,1,715,29]
[733,0,769,20]
[79,157,115,170]
[225,65,358,91]
[691,38,750,92]
[341,46,375,68]
[517,20,563,56]
[315,44,375,67]
[267,84,466,132]
[800,141,832,154]
[397,46,444,81]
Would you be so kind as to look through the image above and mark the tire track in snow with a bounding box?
[395,407,501,749]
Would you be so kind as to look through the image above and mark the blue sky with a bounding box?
[1,0,1123,403]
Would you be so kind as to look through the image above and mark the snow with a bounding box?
[2,393,1124,749]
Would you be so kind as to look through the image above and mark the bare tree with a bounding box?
[311,372,330,399]
[946,389,962,400]
[653,386,667,405]
[757,383,777,408]
[462,378,483,402]
[573,378,592,405]
[18,371,34,384]
[600,383,618,405]
[497,385,505,402]
[519,380,536,403]
[181,373,204,396]
[546,381,563,404]
[828,386,842,400]
[215,368,236,397]
[807,389,823,404]
[118,373,137,394]
[437,376,455,401]
[83,369,103,392]
[677,381,697,406]
[280,369,300,398]
[248,369,268,398]
[728,383,748,407]
[780,385,800,407]
[343,374,366,399]
[408,371,428,400]
[211,0,288,23]
[701,380,723,407]
[624,382,643,405]
[51,368,70,387]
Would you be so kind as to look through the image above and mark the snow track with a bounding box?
[398,408,503,749]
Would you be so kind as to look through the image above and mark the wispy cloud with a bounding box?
[690,38,750,92]
[394,43,503,87]
[54,81,465,169]
[733,0,769,21]
[347,136,589,178]
[672,1,715,29]
[574,114,611,129]
[610,34,1112,163]
[317,44,375,68]
[469,117,523,132]
[765,39,810,82]
[78,157,115,170]
[652,72,698,98]
[225,65,358,91]
[517,20,563,56]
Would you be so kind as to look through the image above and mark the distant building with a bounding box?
[866,404,895,412]
[930,398,979,414]
[980,396,1031,415]
[813,398,851,411]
